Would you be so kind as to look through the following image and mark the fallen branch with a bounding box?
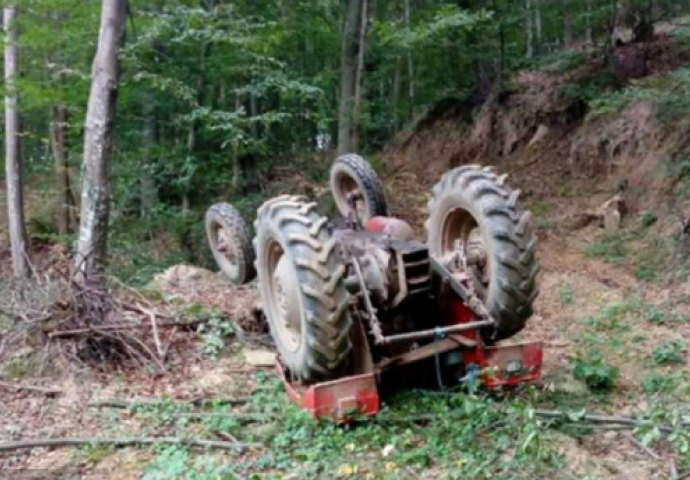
[626,433,661,460]
[0,381,62,396]
[46,319,203,338]
[214,430,262,449]
[88,396,251,410]
[0,436,256,452]
[172,412,274,423]
[140,304,164,364]
[534,409,690,434]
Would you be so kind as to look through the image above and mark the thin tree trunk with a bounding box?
[352,0,369,151]
[585,0,594,44]
[75,0,128,279]
[232,94,243,194]
[183,44,208,215]
[404,0,414,119]
[392,58,401,134]
[183,121,196,216]
[564,11,574,47]
[337,0,363,156]
[50,104,75,236]
[4,7,30,278]
[525,0,534,58]
[141,92,158,217]
[535,0,543,50]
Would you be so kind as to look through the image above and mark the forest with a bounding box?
[2,0,690,478]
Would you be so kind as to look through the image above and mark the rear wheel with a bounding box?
[425,166,540,341]
[330,154,388,224]
[206,203,256,285]
[254,196,352,382]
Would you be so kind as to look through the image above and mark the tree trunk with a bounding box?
[4,7,30,278]
[535,0,543,50]
[352,0,369,151]
[141,92,158,217]
[75,0,128,279]
[50,104,75,236]
[585,0,594,44]
[564,11,574,47]
[404,0,415,119]
[525,0,534,58]
[337,0,363,156]
[232,94,243,194]
[392,58,401,134]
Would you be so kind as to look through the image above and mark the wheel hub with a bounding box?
[216,228,238,263]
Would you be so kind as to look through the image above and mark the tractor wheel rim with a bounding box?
[211,223,239,278]
[266,242,302,353]
[335,173,368,223]
[440,208,490,298]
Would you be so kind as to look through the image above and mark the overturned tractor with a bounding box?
[206,155,541,419]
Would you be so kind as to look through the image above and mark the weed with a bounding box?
[558,283,574,305]
[181,305,235,358]
[76,444,116,464]
[641,212,658,228]
[635,264,657,282]
[1,357,29,380]
[584,234,627,264]
[642,372,682,395]
[572,351,619,391]
[530,202,551,218]
[652,341,686,365]
[645,306,665,325]
[198,315,234,358]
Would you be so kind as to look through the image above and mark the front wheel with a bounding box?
[205,203,256,285]
[425,166,540,341]
[330,154,388,224]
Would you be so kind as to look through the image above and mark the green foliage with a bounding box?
[652,341,686,365]
[641,371,684,395]
[588,69,690,128]
[572,351,619,391]
[195,312,235,358]
[142,445,239,480]
[584,233,628,264]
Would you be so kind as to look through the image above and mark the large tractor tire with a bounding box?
[206,203,256,285]
[254,195,352,382]
[330,154,388,224]
[425,165,540,341]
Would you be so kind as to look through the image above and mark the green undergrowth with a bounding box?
[584,226,679,283]
[128,370,690,479]
[587,68,690,129]
[133,378,566,479]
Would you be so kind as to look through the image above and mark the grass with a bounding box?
[584,229,673,283]
[584,233,628,264]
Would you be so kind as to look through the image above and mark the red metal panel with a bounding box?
[276,362,380,422]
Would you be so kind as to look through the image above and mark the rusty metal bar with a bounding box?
[379,320,494,344]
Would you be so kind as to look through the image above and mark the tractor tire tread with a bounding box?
[256,198,351,382]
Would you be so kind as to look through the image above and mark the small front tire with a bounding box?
[205,203,257,285]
